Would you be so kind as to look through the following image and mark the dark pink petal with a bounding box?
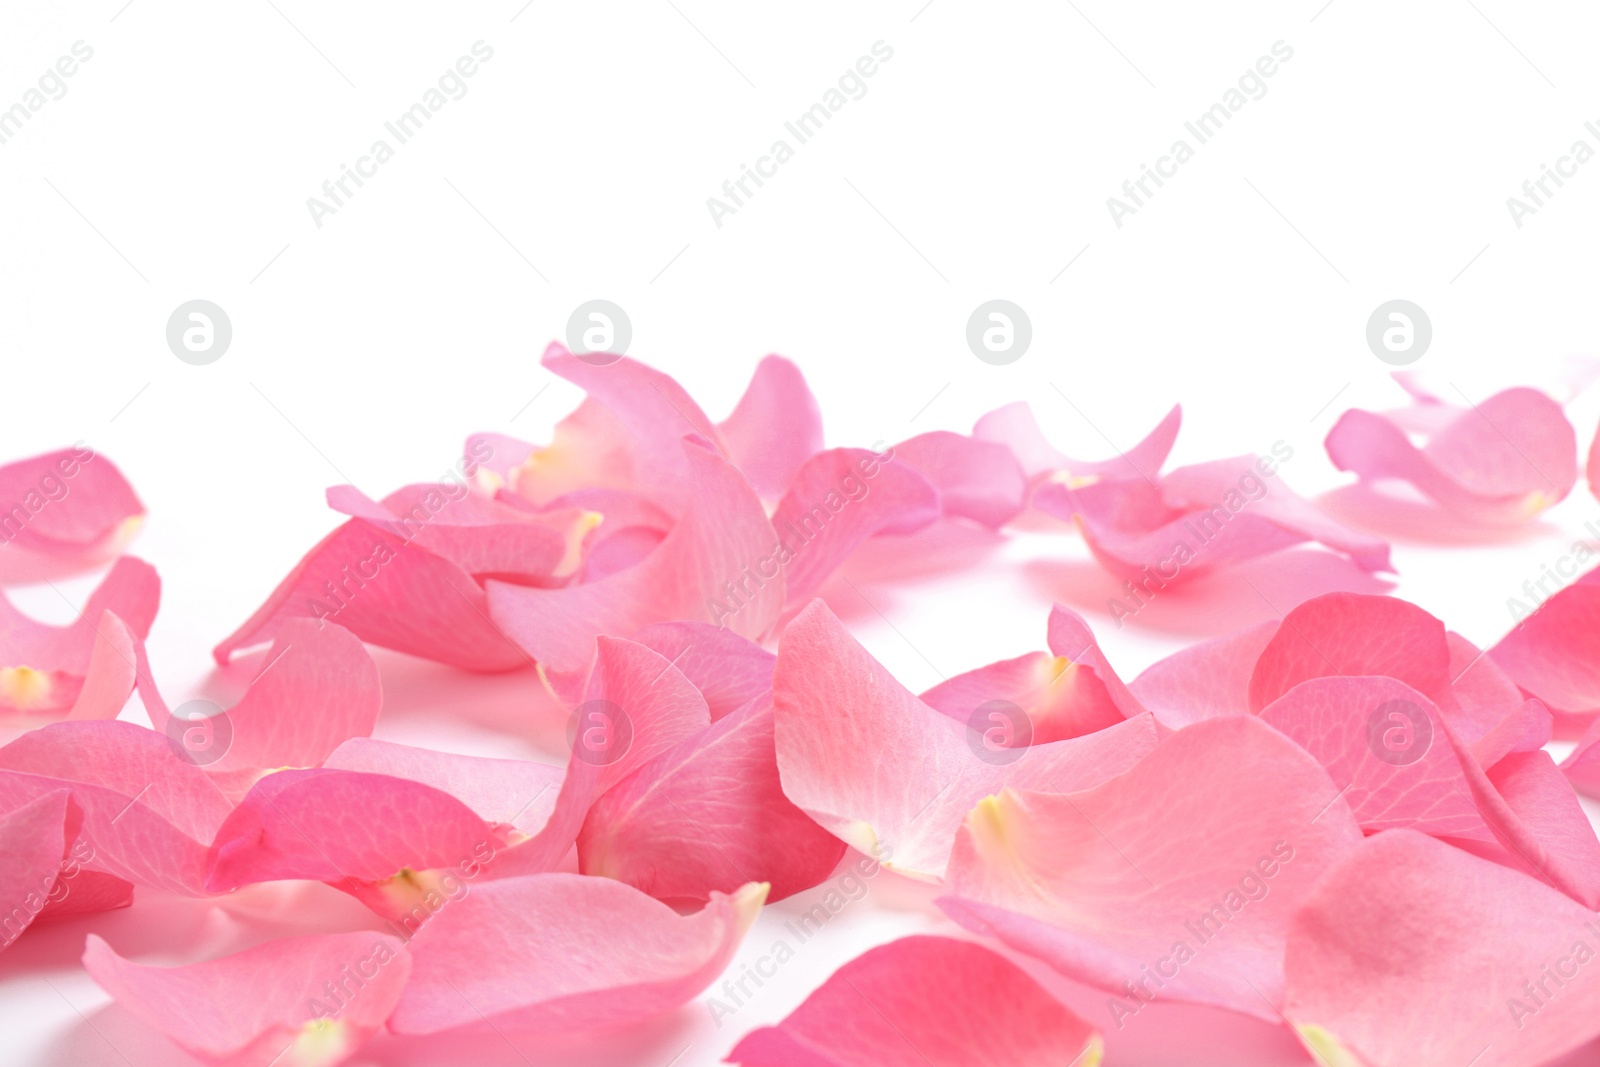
[579,700,845,904]
[629,621,774,722]
[488,636,712,878]
[0,447,144,584]
[84,931,410,1067]
[718,355,825,500]
[769,447,940,608]
[727,935,1100,1067]
[939,716,1362,1021]
[205,768,510,896]
[215,518,529,673]
[973,402,1180,483]
[1284,830,1600,1067]
[0,790,73,951]
[920,605,1138,744]
[488,437,783,678]
[1326,386,1577,522]
[324,738,561,834]
[0,721,231,894]
[891,431,1027,529]
[388,874,765,1035]
[773,600,1160,879]
[144,619,380,775]
[1128,620,1278,728]
[1489,565,1600,735]
[1247,592,1451,713]
[1258,676,1488,838]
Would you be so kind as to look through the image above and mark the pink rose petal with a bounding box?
[0,446,145,584]
[388,874,766,1035]
[718,355,825,500]
[84,931,410,1067]
[727,935,1101,1067]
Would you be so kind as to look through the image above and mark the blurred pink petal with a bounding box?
[389,874,766,1035]
[973,401,1180,483]
[728,935,1100,1067]
[891,431,1027,529]
[0,790,73,951]
[489,437,783,678]
[1284,831,1600,1067]
[773,600,1159,880]
[0,447,144,584]
[1326,386,1577,522]
[1489,564,1600,736]
[84,931,410,1067]
[718,355,825,500]
[0,721,230,894]
[939,717,1362,1022]
[580,700,845,905]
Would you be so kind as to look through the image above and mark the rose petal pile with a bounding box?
[2,346,1599,1067]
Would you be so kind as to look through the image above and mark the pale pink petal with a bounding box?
[488,437,783,677]
[1327,386,1577,522]
[973,402,1180,483]
[938,716,1363,1021]
[0,721,231,894]
[773,600,1160,880]
[143,619,381,775]
[215,518,529,673]
[325,738,561,834]
[487,636,712,877]
[579,700,845,904]
[629,621,775,722]
[388,874,766,1035]
[84,931,410,1067]
[728,935,1101,1067]
[1284,830,1600,1067]
[1128,620,1278,728]
[1489,566,1600,736]
[0,447,144,584]
[0,790,73,951]
[770,447,940,607]
[891,431,1027,529]
[718,355,825,500]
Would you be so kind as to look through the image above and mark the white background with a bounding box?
[3,1,1600,1064]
